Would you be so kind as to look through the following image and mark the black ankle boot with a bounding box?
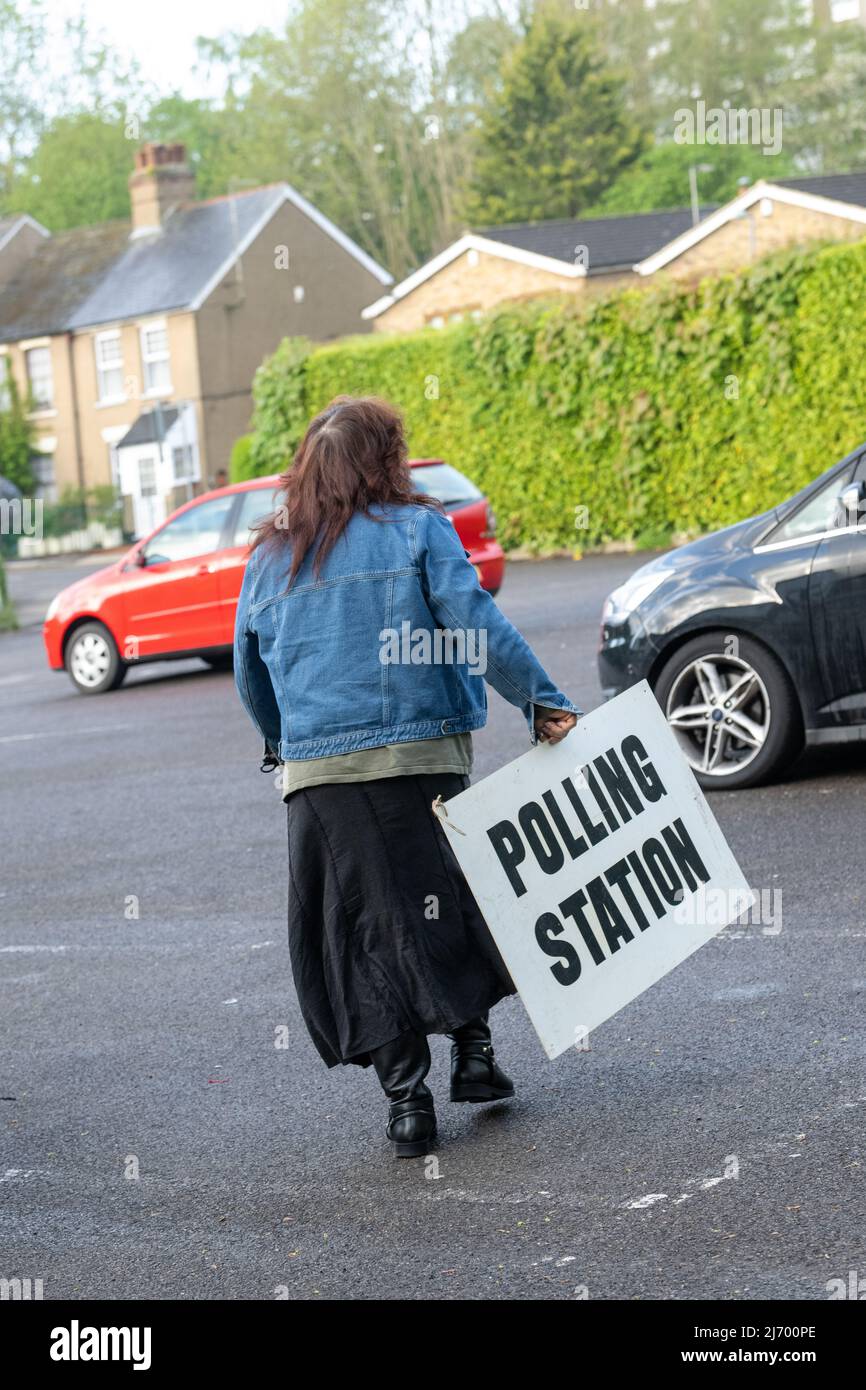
[448,1016,514,1104]
[370,1030,437,1157]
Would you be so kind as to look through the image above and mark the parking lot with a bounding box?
[1,552,865,1300]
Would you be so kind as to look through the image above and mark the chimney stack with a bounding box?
[129,143,195,233]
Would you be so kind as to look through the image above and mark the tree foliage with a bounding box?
[2,0,866,265]
[6,113,137,229]
[466,4,646,224]
[586,140,795,217]
[0,363,35,494]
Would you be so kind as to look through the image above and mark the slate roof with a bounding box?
[774,171,866,207]
[479,206,718,272]
[0,181,389,343]
[117,406,180,449]
[477,173,866,275]
[66,186,286,330]
[0,221,131,342]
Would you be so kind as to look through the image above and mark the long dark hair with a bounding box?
[252,395,441,585]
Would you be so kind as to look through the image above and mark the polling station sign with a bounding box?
[437,681,754,1059]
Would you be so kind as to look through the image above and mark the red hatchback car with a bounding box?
[44,460,505,694]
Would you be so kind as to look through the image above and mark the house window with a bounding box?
[25,346,54,410]
[0,355,11,412]
[30,452,56,499]
[140,322,172,393]
[95,332,124,401]
[172,444,196,482]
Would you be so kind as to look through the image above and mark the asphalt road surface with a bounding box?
[1,553,864,1301]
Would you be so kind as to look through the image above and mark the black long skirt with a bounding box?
[286,772,516,1068]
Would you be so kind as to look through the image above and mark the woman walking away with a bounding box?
[234,397,579,1158]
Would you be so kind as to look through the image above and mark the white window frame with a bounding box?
[139,319,172,396]
[94,330,125,403]
[23,341,54,412]
[172,443,196,482]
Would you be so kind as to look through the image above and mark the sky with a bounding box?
[51,0,291,98]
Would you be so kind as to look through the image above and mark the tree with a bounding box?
[780,15,866,172]
[644,0,807,124]
[465,3,646,225]
[184,0,522,277]
[594,0,866,173]
[5,113,136,229]
[0,0,47,204]
[586,139,794,217]
[0,0,149,225]
[0,364,35,495]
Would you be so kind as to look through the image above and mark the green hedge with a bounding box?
[245,238,866,551]
[229,433,254,483]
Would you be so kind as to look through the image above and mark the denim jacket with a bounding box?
[234,502,580,761]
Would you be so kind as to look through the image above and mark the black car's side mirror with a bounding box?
[834,479,866,529]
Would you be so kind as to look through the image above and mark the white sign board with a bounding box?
[438,681,754,1059]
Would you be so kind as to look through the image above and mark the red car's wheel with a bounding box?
[65,622,127,695]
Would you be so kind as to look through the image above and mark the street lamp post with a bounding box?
[689,163,714,227]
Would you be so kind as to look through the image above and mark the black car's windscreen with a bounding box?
[411,463,482,509]
[767,464,855,546]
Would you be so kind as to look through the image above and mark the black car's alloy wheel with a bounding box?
[655,631,803,790]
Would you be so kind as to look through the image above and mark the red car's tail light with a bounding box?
[482,503,497,539]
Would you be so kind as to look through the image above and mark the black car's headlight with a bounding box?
[602,568,668,625]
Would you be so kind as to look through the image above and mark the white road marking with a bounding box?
[0,945,68,954]
[0,1168,35,1183]
[624,1164,740,1211]
[0,723,132,745]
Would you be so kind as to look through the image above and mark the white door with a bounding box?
[134,455,166,538]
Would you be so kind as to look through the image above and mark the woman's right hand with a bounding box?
[534,707,578,744]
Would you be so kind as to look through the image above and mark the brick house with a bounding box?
[364,172,866,333]
[633,173,866,281]
[362,208,706,332]
[0,143,392,537]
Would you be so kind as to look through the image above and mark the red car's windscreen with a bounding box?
[410,463,482,510]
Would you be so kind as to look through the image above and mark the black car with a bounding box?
[598,443,866,789]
